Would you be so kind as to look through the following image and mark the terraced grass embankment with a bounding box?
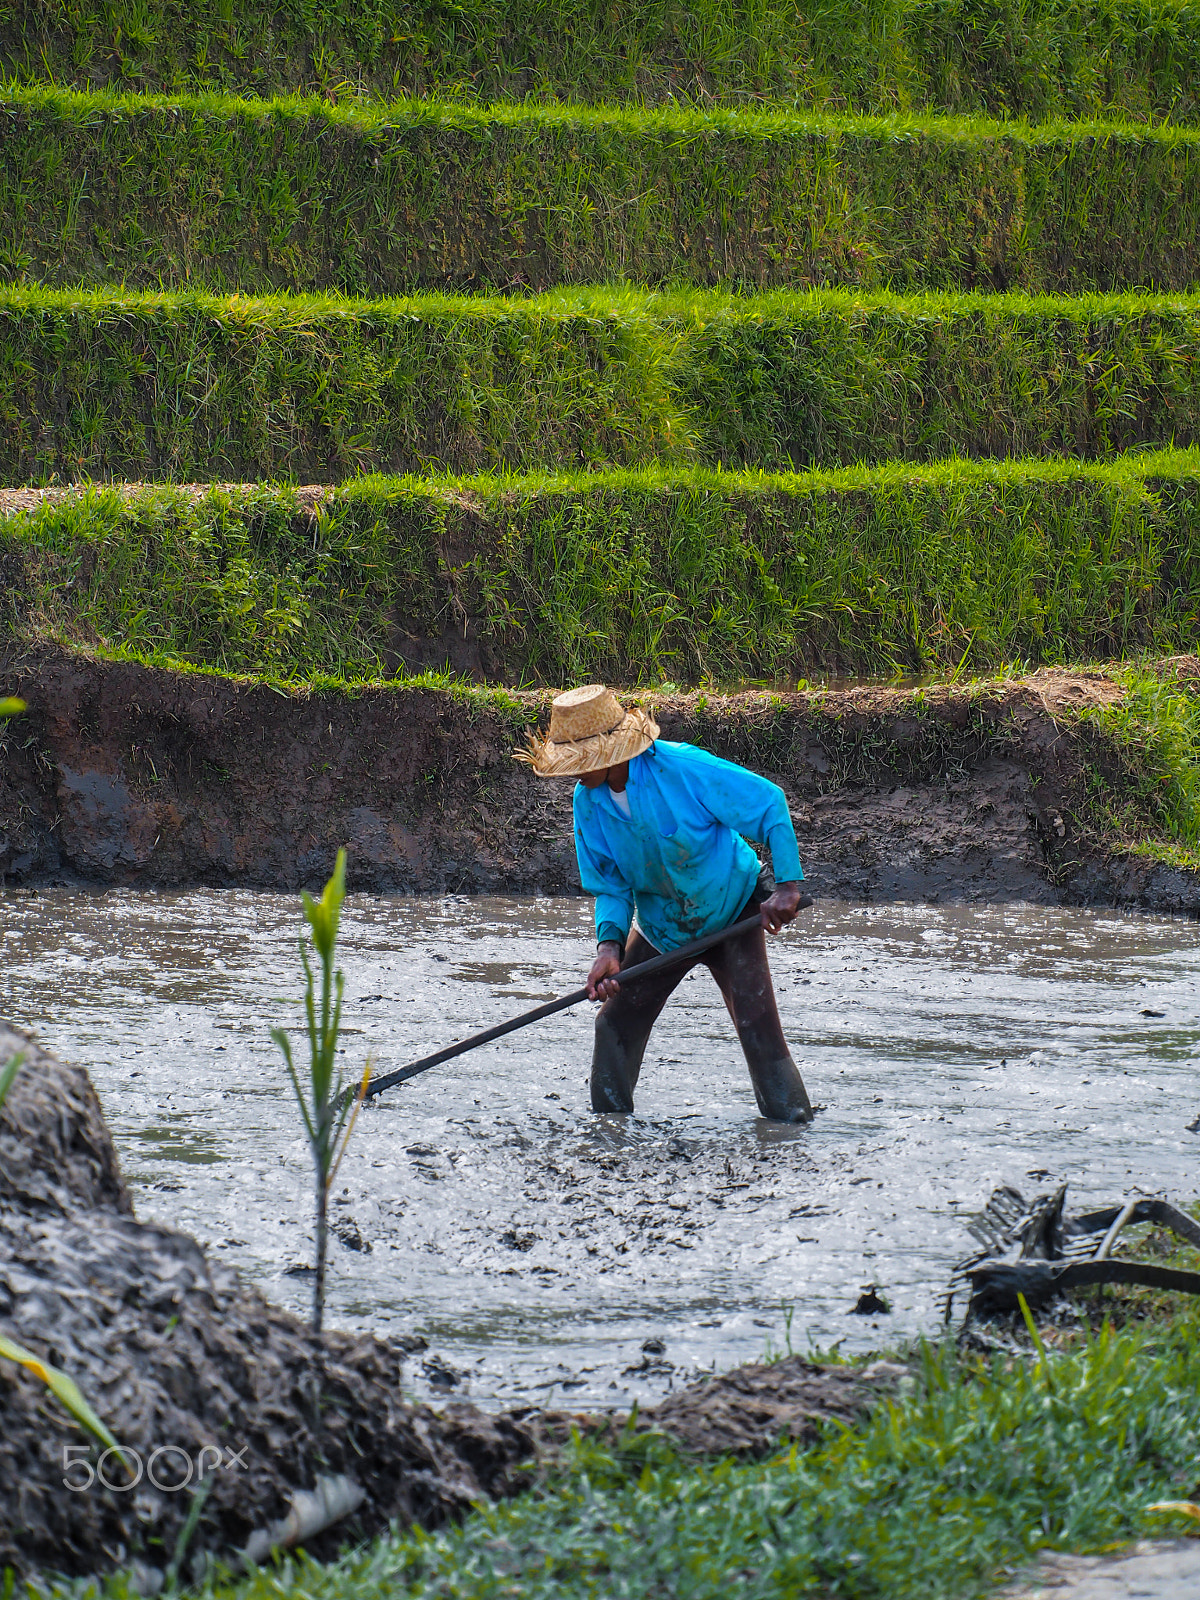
[4,453,1198,684]
[2,0,1198,122]
[5,91,1200,295]
[5,285,1200,482]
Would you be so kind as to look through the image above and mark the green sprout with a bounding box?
[271,848,371,1333]
[0,1048,25,1108]
[0,1329,127,1461]
[0,697,26,717]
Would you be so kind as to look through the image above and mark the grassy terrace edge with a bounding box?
[188,1308,1200,1600]
[5,284,1200,482]
[5,89,1200,295]
[3,452,1199,686]
[3,0,1199,123]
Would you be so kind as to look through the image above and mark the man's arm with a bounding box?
[574,794,633,1000]
[667,745,805,930]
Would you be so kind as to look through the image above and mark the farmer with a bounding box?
[515,685,813,1124]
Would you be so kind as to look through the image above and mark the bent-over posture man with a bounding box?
[516,684,813,1124]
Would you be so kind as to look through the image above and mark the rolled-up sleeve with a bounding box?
[573,790,635,943]
[676,746,804,883]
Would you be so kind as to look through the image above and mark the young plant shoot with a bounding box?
[271,848,371,1333]
[0,1048,25,1109]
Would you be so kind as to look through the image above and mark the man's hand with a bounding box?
[760,880,804,934]
[587,943,623,1002]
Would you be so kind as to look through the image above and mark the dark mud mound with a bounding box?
[0,1023,546,1582]
[0,1023,905,1584]
[3,643,1199,911]
[618,1355,908,1456]
[0,1018,129,1215]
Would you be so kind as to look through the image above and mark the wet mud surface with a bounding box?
[4,643,1200,912]
[0,1017,907,1582]
[3,890,1199,1412]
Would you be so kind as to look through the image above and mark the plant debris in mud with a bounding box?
[948,1183,1200,1324]
[954,1183,1200,1350]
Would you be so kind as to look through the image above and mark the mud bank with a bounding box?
[0,1022,902,1582]
[2,643,1199,911]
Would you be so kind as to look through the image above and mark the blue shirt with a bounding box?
[572,740,804,954]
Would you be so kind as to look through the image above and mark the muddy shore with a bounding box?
[0,1021,905,1582]
[1,643,1198,911]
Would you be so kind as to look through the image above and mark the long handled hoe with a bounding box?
[363,895,813,1102]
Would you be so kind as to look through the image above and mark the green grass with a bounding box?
[67,1312,1200,1600]
[4,452,1200,685]
[656,285,1200,470]
[5,88,1200,296]
[1074,663,1200,865]
[0,284,694,483]
[5,283,1200,482]
[4,0,1200,123]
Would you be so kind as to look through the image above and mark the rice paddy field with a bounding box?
[5,2,1200,1595]
[3,7,1200,691]
[4,456,1200,684]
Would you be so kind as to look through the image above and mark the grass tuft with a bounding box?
[1075,664,1200,865]
[4,89,1200,295]
[4,452,1200,686]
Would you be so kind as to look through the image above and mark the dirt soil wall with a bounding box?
[2,643,1198,912]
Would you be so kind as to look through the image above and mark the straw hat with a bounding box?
[514,685,660,778]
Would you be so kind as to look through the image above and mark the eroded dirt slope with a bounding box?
[1,644,1196,911]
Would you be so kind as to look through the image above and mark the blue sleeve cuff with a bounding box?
[767,821,803,884]
[596,921,627,955]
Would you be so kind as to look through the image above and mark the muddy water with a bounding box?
[2,890,1199,1409]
